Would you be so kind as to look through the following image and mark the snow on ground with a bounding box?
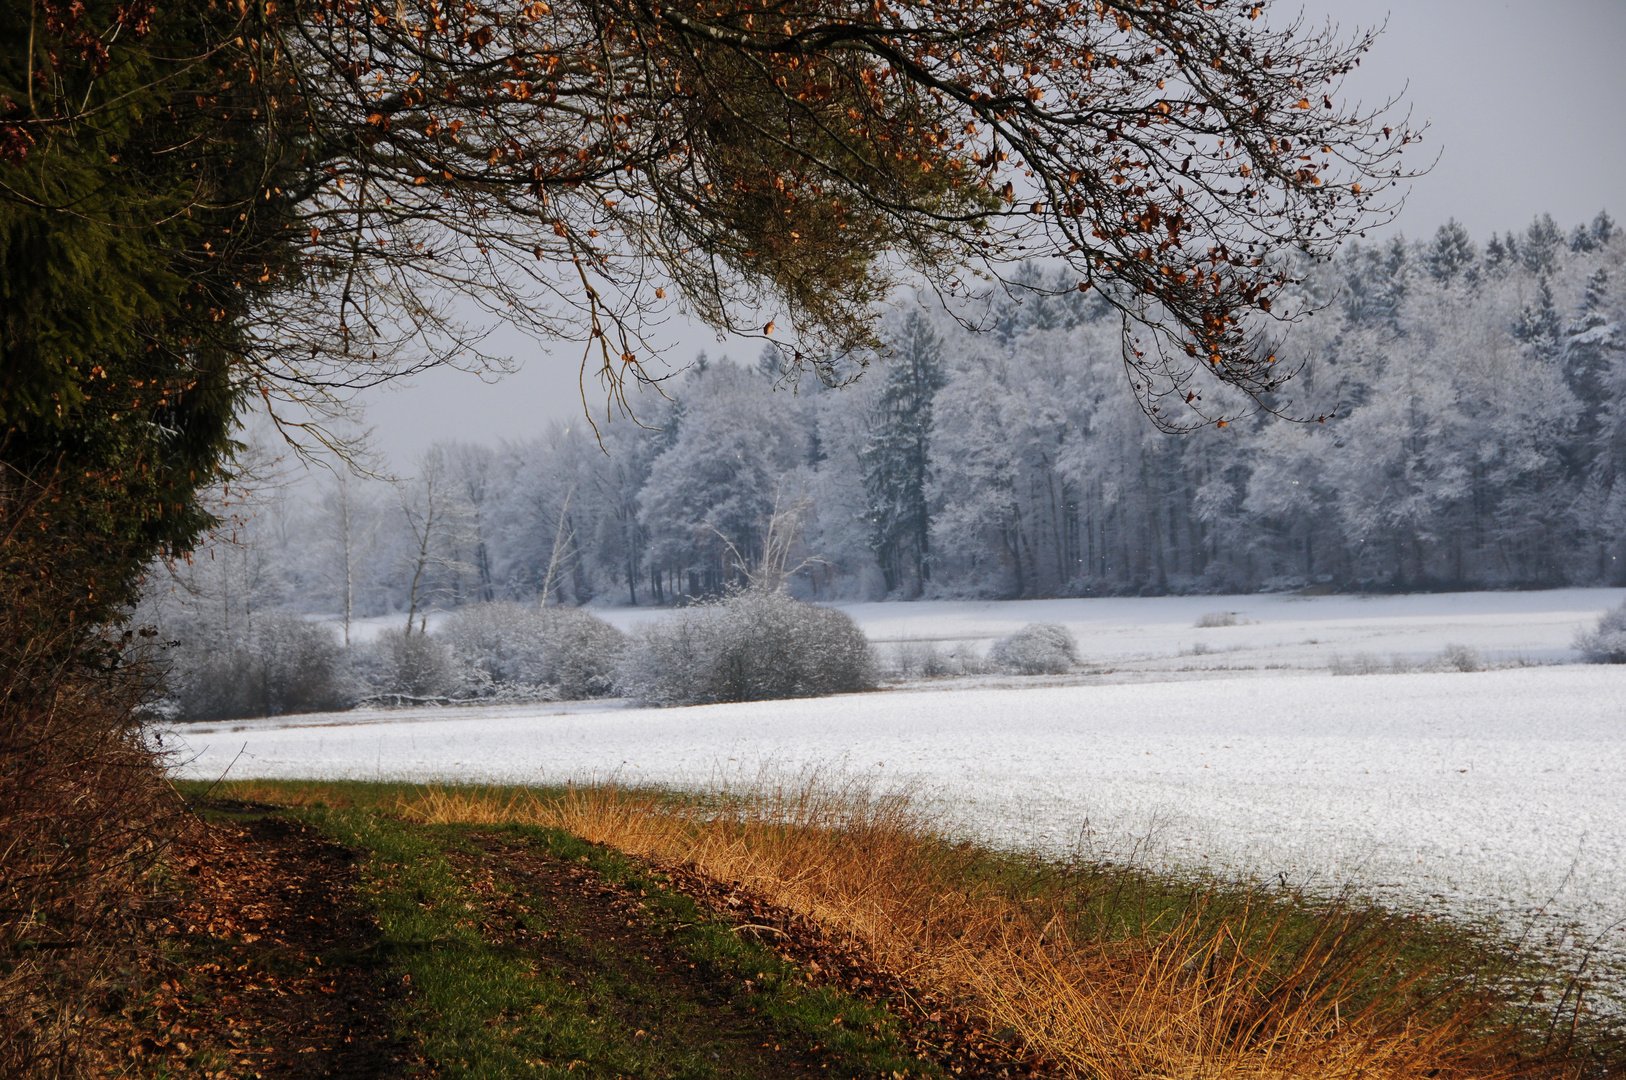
[190,589,1626,989]
[602,587,1626,673]
[338,586,1624,669]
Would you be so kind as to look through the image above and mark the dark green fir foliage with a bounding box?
[861,310,946,597]
[1,0,309,624]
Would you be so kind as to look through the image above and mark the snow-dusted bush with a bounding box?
[949,643,997,676]
[885,639,951,679]
[357,628,459,700]
[989,623,1079,675]
[1196,611,1238,628]
[1576,601,1626,663]
[436,602,625,699]
[1433,642,1482,673]
[1330,651,1415,676]
[257,613,356,713]
[618,590,874,706]
[165,612,353,721]
[616,614,716,707]
[882,639,993,679]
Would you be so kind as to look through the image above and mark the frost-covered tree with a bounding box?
[580,423,661,605]
[445,444,498,604]
[489,425,592,605]
[1521,213,1567,276]
[1425,220,1478,284]
[398,447,474,633]
[167,209,1626,607]
[313,473,382,645]
[1514,276,1563,357]
[861,311,947,596]
[1570,270,1626,579]
[639,363,810,599]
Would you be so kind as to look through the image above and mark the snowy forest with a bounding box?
[150,211,1626,632]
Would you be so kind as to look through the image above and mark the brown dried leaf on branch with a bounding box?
[254,0,1417,426]
[6,0,1418,434]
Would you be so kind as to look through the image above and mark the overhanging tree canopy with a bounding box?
[8,0,1416,424]
[264,0,1416,428]
[3,0,1418,583]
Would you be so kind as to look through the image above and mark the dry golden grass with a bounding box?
[393,781,1568,1080]
[209,781,357,809]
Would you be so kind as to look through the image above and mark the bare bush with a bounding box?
[618,590,874,706]
[164,640,264,721]
[885,639,953,679]
[255,613,353,714]
[1195,611,1239,628]
[948,644,997,676]
[357,629,460,701]
[437,602,625,699]
[1576,601,1626,663]
[1332,648,1486,676]
[884,639,997,679]
[163,613,354,722]
[1330,652,1399,676]
[1432,643,1482,673]
[990,623,1079,675]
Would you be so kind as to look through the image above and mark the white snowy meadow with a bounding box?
[167,588,1626,991]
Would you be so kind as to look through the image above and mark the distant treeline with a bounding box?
[145,211,1624,634]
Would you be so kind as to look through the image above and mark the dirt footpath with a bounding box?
[131,807,1046,1079]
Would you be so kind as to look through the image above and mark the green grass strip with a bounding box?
[293,805,934,1079]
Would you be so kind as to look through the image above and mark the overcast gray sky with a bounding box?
[334,0,1626,468]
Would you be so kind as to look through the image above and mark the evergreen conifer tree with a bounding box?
[861,311,947,596]
[1515,276,1563,356]
[1521,213,1565,275]
[1592,210,1617,246]
[1426,219,1477,283]
[1565,269,1622,476]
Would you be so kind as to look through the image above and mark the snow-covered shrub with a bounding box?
[886,639,952,679]
[947,643,996,676]
[618,590,874,706]
[524,607,626,698]
[1433,642,1482,673]
[436,602,625,699]
[989,623,1079,675]
[617,614,716,707]
[1330,652,1412,676]
[164,612,353,721]
[883,639,994,679]
[1195,611,1238,628]
[258,613,356,713]
[164,642,261,722]
[1576,601,1626,663]
[1333,650,1424,676]
[357,628,459,700]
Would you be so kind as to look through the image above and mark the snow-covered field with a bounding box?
[176,589,1626,988]
[608,587,1626,674]
[339,587,1620,673]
